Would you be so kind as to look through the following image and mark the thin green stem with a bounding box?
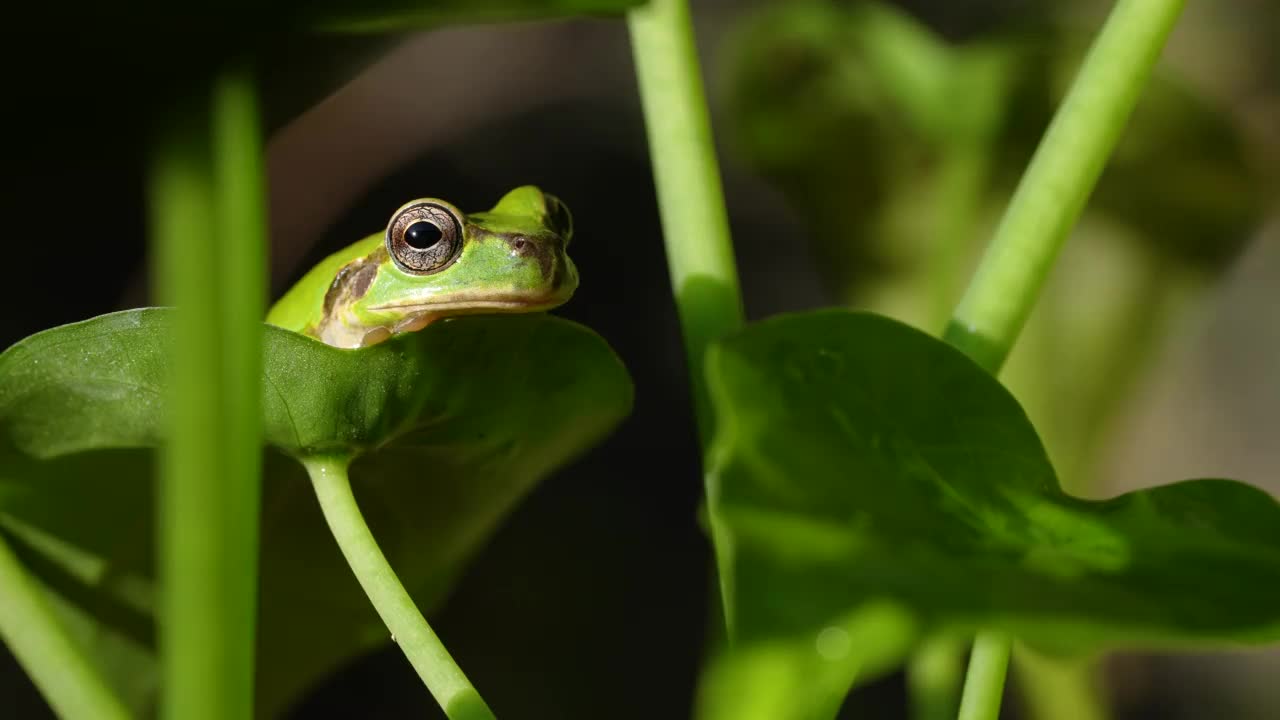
[943,0,1188,370]
[305,457,495,720]
[956,633,1011,720]
[944,0,1186,715]
[907,635,966,720]
[627,0,745,451]
[0,534,131,720]
[1011,645,1107,720]
[151,62,266,720]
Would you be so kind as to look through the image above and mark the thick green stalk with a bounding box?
[211,62,268,717]
[151,63,266,720]
[0,535,131,720]
[627,0,745,450]
[943,0,1186,716]
[150,96,220,720]
[304,457,495,720]
[943,0,1188,369]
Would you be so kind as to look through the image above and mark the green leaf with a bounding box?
[0,308,632,716]
[700,309,1280,719]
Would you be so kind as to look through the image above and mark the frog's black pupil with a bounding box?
[404,221,443,249]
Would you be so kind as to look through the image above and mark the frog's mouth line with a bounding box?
[326,289,577,348]
[367,290,573,315]
[377,293,574,339]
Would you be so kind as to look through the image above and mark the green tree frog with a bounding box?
[267,186,577,349]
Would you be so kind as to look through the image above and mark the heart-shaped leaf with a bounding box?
[699,309,1280,719]
[0,308,632,716]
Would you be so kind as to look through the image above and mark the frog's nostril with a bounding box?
[511,237,530,253]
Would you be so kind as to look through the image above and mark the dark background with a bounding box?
[2,1,1277,718]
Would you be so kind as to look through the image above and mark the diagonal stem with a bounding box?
[943,0,1188,371]
[304,456,495,720]
[941,1,1188,717]
[0,533,131,720]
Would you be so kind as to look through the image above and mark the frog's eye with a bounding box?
[387,202,463,274]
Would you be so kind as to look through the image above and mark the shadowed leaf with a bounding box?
[0,308,632,716]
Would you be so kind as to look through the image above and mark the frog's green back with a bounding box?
[266,233,384,334]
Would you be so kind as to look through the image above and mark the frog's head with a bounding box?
[330,186,578,347]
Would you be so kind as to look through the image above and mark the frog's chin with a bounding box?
[380,290,573,325]
[348,289,574,348]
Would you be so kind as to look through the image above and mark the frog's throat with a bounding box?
[316,293,570,349]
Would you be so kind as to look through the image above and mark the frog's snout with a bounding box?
[500,229,576,295]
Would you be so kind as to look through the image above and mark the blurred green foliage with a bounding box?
[719,0,1274,302]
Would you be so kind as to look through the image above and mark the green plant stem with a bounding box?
[943,0,1186,716]
[0,534,131,720]
[1012,644,1107,720]
[907,635,966,720]
[305,457,495,720]
[151,62,266,720]
[211,61,268,714]
[943,0,1188,370]
[956,632,1011,720]
[212,62,268,586]
[150,95,221,720]
[628,0,745,450]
